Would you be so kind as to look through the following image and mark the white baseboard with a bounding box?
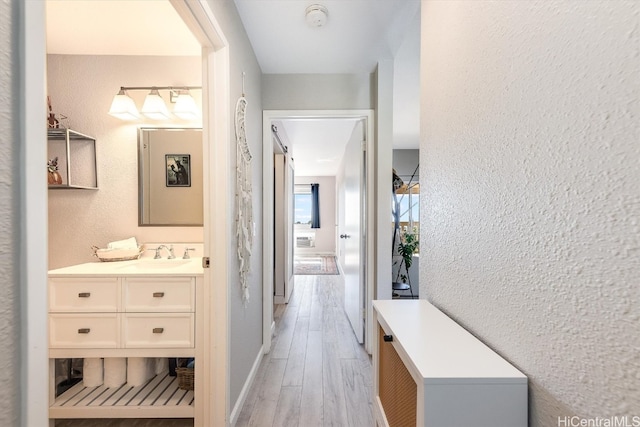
[229,345,264,426]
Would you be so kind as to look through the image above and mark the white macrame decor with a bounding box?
[235,94,252,303]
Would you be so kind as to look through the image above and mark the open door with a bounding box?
[341,121,366,343]
[274,149,295,304]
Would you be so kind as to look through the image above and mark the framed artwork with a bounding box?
[165,154,191,187]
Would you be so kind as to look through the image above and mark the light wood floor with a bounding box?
[55,273,373,427]
[236,273,374,427]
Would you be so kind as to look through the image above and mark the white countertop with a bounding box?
[373,299,526,385]
[48,257,204,277]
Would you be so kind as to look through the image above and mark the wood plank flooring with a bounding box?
[55,274,373,427]
[236,274,374,427]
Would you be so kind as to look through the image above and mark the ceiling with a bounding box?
[46,0,420,177]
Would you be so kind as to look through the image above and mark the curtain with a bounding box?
[311,183,320,229]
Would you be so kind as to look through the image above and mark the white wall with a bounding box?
[295,176,337,256]
[205,0,264,414]
[0,0,19,423]
[262,73,373,110]
[46,54,203,269]
[420,1,640,424]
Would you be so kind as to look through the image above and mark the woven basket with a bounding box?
[175,367,194,391]
[91,245,143,262]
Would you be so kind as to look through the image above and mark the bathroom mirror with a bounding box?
[138,127,203,226]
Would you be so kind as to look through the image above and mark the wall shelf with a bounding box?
[47,128,98,190]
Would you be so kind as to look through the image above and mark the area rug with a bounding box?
[294,256,339,275]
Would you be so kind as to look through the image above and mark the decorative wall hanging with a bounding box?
[235,74,253,303]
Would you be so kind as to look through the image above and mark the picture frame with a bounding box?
[165,154,191,187]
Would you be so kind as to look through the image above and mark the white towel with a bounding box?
[155,358,169,375]
[83,358,104,387]
[107,237,138,250]
[103,357,127,388]
[127,357,156,387]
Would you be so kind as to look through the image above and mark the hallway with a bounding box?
[237,274,374,427]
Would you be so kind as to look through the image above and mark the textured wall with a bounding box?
[47,55,203,269]
[0,0,19,424]
[420,1,640,425]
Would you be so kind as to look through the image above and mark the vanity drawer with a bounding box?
[123,313,194,348]
[49,313,119,348]
[49,278,119,312]
[123,277,195,312]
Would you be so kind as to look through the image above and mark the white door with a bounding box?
[341,122,365,343]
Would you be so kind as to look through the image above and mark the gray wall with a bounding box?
[205,0,264,414]
[420,1,640,424]
[47,54,203,269]
[0,0,19,424]
[262,73,373,110]
[392,149,419,182]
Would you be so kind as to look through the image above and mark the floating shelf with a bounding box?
[47,128,98,190]
[50,371,194,419]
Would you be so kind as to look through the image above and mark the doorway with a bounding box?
[262,110,374,352]
[21,1,230,425]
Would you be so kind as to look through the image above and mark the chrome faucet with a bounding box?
[154,244,176,259]
[183,247,196,259]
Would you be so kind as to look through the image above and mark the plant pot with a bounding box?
[48,170,62,185]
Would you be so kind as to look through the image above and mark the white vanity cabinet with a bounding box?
[47,261,204,422]
[372,300,528,427]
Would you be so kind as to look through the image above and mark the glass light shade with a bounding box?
[141,89,171,120]
[108,90,139,120]
[173,93,200,120]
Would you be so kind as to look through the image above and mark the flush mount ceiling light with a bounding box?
[108,86,201,121]
[108,89,139,121]
[305,4,328,28]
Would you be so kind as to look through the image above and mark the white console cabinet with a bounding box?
[48,259,204,423]
[373,300,527,427]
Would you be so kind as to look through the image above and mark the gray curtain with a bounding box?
[311,183,320,228]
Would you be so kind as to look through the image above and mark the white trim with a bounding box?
[21,1,49,425]
[172,1,231,425]
[263,109,376,355]
[229,345,264,426]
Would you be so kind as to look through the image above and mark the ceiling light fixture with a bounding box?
[305,4,328,28]
[108,86,201,121]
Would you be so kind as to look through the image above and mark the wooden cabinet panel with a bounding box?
[49,278,119,312]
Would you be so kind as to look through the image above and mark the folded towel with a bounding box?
[103,357,127,388]
[83,358,104,387]
[107,237,138,250]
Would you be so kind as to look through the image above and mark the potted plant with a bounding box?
[397,229,419,284]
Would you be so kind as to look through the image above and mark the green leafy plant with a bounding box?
[397,230,419,283]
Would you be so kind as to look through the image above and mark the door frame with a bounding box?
[262,109,375,353]
[21,1,231,425]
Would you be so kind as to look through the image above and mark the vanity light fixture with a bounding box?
[108,86,201,121]
[141,88,171,120]
[172,91,200,120]
[108,89,140,121]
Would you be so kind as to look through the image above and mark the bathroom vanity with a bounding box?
[47,258,204,423]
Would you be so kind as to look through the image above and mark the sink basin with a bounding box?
[116,258,192,271]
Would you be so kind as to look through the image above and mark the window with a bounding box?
[294,185,312,225]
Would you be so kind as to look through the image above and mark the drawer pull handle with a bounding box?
[383,335,393,342]
[78,328,91,334]
[78,292,91,298]
[153,327,164,334]
[153,292,165,298]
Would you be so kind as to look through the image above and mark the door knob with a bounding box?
[340,234,351,239]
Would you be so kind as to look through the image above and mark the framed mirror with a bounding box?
[138,127,203,226]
